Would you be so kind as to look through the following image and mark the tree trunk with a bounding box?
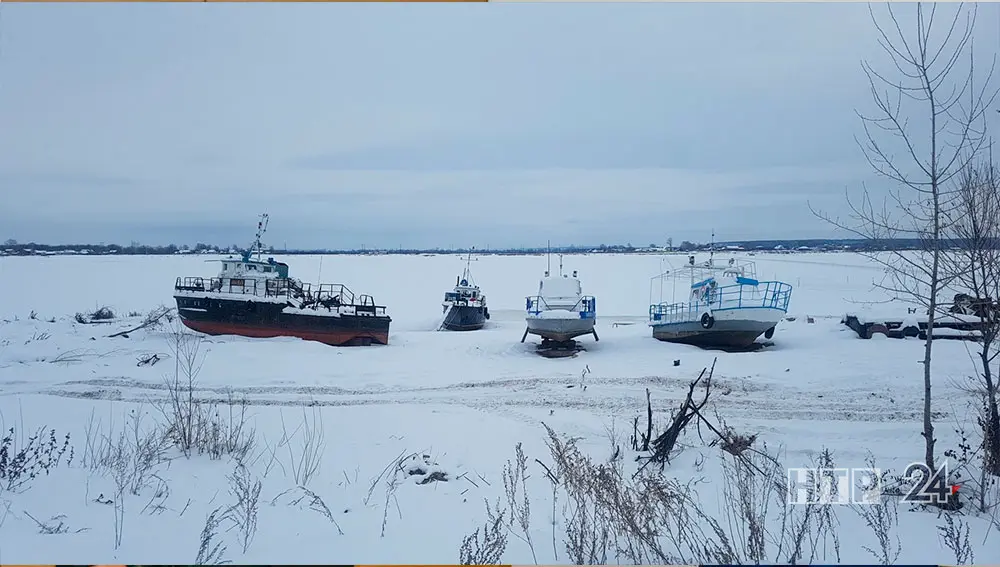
[982,350,1000,476]
[923,297,937,473]
[923,192,941,474]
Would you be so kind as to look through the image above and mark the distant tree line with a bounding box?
[1,239,231,256]
[4,237,998,257]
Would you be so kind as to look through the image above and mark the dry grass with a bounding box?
[158,328,256,462]
[462,422,857,565]
[459,498,508,565]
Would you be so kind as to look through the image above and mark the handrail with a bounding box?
[649,280,792,322]
[174,276,384,314]
[526,295,597,318]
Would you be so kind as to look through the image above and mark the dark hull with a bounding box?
[651,319,774,349]
[652,329,765,348]
[441,305,488,331]
[175,295,390,346]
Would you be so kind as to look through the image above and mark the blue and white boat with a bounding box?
[521,255,598,346]
[648,255,792,348]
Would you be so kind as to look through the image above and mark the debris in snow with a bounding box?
[74,307,115,325]
[107,306,174,338]
[402,454,449,484]
[640,361,718,469]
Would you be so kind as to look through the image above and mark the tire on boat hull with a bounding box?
[700,312,715,329]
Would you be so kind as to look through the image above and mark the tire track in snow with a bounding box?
[31,371,947,424]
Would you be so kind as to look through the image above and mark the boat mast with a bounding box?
[463,246,475,282]
[254,213,269,262]
[709,228,715,266]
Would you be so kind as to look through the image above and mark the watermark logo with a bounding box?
[787,462,958,506]
[786,467,880,505]
[901,462,960,505]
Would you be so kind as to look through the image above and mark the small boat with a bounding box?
[521,253,598,352]
[439,250,490,331]
[173,214,391,346]
[648,254,792,349]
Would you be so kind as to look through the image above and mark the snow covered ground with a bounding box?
[0,252,996,564]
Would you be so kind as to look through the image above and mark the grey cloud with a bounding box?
[0,169,138,187]
[1,2,997,247]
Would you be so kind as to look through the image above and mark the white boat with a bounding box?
[648,255,792,349]
[521,254,598,346]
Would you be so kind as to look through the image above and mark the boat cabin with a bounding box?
[689,266,761,304]
[535,271,593,312]
[218,251,289,280]
[444,277,483,304]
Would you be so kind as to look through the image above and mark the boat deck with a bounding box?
[174,276,387,317]
[649,280,791,325]
[525,295,596,319]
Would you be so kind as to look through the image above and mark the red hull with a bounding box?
[180,319,389,346]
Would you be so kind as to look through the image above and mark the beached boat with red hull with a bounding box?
[173,215,391,346]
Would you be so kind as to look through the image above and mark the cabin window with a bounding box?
[264,267,272,273]
[222,263,228,270]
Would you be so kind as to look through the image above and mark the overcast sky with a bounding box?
[2,3,999,249]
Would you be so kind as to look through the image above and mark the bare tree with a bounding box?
[811,2,997,474]
[943,158,1000,480]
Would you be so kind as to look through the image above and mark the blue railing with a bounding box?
[649,280,792,324]
[527,295,597,319]
[649,302,706,324]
